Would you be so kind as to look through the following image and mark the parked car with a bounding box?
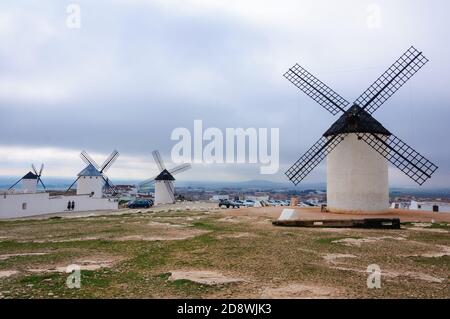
[242,199,256,207]
[218,199,241,209]
[279,200,290,206]
[127,199,153,209]
[273,200,288,206]
[267,200,280,206]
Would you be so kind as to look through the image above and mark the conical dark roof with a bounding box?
[154,169,175,181]
[78,164,102,177]
[22,171,38,179]
[323,105,391,137]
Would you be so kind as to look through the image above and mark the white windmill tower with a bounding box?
[284,47,438,212]
[9,164,46,193]
[66,150,119,198]
[139,150,191,205]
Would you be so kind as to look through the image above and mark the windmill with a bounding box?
[66,150,119,197]
[8,163,46,193]
[138,150,191,205]
[284,46,438,212]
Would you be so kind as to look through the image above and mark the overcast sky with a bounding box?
[0,0,449,187]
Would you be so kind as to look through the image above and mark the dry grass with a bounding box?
[0,207,448,299]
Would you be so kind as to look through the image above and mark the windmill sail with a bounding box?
[354,46,429,115]
[285,135,347,185]
[284,46,437,187]
[359,133,438,185]
[100,150,119,173]
[284,63,349,115]
[80,150,100,170]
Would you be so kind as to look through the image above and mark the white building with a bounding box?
[20,172,39,193]
[390,200,450,213]
[0,192,117,219]
[154,169,176,205]
[409,201,450,213]
[76,164,105,198]
[0,165,118,219]
[325,106,391,213]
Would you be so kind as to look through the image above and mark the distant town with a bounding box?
[2,177,450,213]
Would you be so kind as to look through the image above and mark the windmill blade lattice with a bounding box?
[152,150,166,171]
[284,63,350,115]
[163,180,175,202]
[80,150,100,170]
[101,150,119,173]
[32,164,38,175]
[284,46,437,186]
[285,134,347,185]
[139,177,157,188]
[354,46,429,114]
[169,163,192,176]
[359,133,438,185]
[33,163,46,190]
[8,178,23,190]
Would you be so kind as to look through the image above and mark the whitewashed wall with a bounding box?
[155,181,175,205]
[327,134,389,212]
[77,176,104,198]
[21,179,37,193]
[0,192,117,219]
[409,201,450,213]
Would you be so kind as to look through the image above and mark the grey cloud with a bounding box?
[0,0,449,187]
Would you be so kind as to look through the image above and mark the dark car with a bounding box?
[218,199,240,209]
[127,199,153,209]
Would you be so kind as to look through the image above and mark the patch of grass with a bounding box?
[2,208,450,298]
[0,251,74,269]
[129,250,169,270]
[81,270,112,288]
[0,240,45,251]
[316,236,360,245]
[156,272,171,280]
[20,272,61,286]
[430,223,450,230]
[167,278,212,295]
[192,221,226,232]
[194,234,217,245]
[411,255,450,267]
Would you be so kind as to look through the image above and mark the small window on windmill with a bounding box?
[433,205,439,212]
[418,204,422,209]
[22,202,27,210]
[90,176,92,179]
